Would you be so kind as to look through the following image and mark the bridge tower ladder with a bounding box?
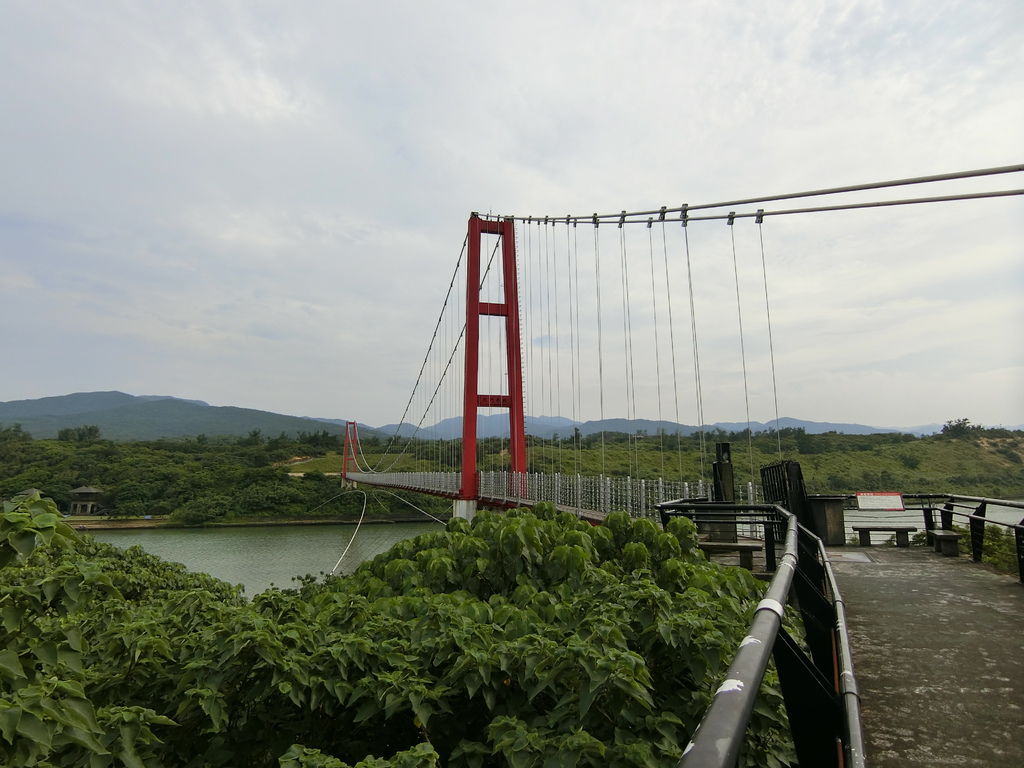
[458,213,527,518]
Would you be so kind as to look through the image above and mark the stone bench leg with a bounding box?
[739,551,754,570]
[858,530,872,546]
[895,530,910,548]
[938,538,959,557]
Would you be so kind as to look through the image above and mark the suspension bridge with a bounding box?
[340,163,1024,524]
[331,164,1024,768]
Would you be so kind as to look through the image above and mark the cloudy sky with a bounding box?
[1,0,1021,430]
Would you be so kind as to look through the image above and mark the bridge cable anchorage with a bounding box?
[682,213,708,485]
[496,163,1024,224]
[756,210,783,460]
[660,218,685,481]
[728,213,757,486]
[647,218,666,478]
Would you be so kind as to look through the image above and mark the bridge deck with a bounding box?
[829,545,1024,767]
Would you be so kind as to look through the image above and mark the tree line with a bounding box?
[0,425,448,524]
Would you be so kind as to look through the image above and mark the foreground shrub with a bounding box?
[1,496,792,767]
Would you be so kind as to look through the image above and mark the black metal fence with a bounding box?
[905,494,1024,582]
[657,501,864,768]
[805,492,1024,582]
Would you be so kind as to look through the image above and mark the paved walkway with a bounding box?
[829,546,1024,767]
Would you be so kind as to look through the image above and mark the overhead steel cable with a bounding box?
[483,163,1024,224]
[683,224,707,486]
[375,236,502,473]
[329,490,368,575]
[566,222,580,476]
[572,222,583,478]
[593,221,607,474]
[728,216,756,487]
[757,216,783,460]
[618,216,640,478]
[374,236,467,469]
[646,220,666,478]
[660,220,685,481]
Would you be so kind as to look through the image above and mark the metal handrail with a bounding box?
[906,494,1024,582]
[658,501,864,768]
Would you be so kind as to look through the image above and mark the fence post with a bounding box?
[1014,520,1024,584]
[969,502,987,562]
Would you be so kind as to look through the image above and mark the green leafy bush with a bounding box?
[1,496,793,767]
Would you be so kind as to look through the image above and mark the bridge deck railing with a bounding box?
[345,471,461,497]
[658,500,864,768]
[348,469,766,518]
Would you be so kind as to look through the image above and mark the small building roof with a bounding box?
[70,486,102,494]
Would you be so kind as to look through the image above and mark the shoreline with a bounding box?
[71,515,449,531]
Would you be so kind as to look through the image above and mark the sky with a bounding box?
[1,0,1021,431]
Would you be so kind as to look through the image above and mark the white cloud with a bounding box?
[0,0,1021,429]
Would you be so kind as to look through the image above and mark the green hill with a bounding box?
[0,391,354,441]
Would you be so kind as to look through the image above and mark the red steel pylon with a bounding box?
[460,214,527,500]
[340,420,360,479]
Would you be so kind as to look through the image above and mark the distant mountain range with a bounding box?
[2,391,1017,442]
[369,414,950,440]
[0,391,364,441]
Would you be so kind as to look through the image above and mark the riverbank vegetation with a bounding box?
[2,423,1021,522]
[1,494,792,767]
[0,427,449,525]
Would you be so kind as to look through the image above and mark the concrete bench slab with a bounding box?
[852,525,918,548]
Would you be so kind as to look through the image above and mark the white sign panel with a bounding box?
[856,492,905,511]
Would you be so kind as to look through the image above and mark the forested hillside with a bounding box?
[2,423,1021,524]
[0,426,447,524]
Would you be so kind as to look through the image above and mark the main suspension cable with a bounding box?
[375,236,501,473]
[487,164,1024,224]
[375,237,467,469]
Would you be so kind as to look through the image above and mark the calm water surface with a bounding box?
[92,522,440,596]
[86,500,1024,594]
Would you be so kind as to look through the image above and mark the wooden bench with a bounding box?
[852,525,917,548]
[698,540,762,570]
[928,529,961,557]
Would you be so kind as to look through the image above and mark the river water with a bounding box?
[89,500,1022,596]
[92,521,441,596]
